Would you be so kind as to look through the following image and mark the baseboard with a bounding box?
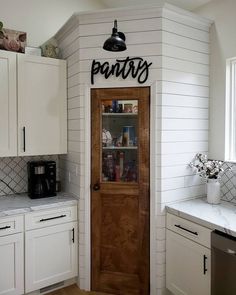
[25,277,78,295]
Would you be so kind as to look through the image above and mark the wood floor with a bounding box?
[47,284,112,295]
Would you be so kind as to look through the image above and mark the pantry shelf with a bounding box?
[102,146,138,150]
[102,113,138,117]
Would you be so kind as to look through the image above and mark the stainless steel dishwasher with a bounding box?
[211,230,236,295]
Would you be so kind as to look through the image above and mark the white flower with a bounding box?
[189,153,228,180]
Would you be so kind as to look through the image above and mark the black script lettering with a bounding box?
[116,57,132,79]
[137,60,153,84]
[91,57,152,84]
[122,60,134,79]
[110,63,122,77]
[100,62,110,77]
[131,58,143,78]
[91,60,101,84]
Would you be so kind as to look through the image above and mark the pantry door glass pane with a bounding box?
[101,99,138,183]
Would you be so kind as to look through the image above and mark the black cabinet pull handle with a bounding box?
[39,214,66,222]
[0,225,11,230]
[72,228,75,243]
[203,255,208,274]
[174,224,198,236]
[23,127,26,152]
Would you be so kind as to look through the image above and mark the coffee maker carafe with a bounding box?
[33,165,48,197]
[28,161,57,199]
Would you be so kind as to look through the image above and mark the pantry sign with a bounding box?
[91,57,152,85]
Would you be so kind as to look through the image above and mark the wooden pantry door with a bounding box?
[91,87,150,295]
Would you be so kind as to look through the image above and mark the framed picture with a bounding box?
[0,28,26,53]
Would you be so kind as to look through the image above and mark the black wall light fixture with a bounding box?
[103,20,127,52]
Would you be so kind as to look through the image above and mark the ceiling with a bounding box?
[99,0,213,11]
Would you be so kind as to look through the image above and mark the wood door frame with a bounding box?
[82,82,157,294]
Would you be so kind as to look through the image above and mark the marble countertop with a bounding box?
[166,198,236,237]
[0,192,78,217]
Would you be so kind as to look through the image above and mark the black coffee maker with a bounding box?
[28,161,57,199]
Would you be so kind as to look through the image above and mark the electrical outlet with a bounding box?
[230,165,236,174]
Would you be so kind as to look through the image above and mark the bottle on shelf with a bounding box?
[122,160,137,182]
[119,152,124,179]
[107,153,115,181]
[115,165,120,182]
[122,126,135,147]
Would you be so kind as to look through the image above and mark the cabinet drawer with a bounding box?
[0,215,24,237]
[167,213,211,248]
[25,205,77,230]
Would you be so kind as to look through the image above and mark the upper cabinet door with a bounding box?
[17,55,67,156]
[0,51,17,157]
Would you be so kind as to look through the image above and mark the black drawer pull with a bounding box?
[0,225,11,230]
[174,224,198,236]
[203,255,208,274]
[72,228,75,243]
[39,214,66,222]
[23,127,26,152]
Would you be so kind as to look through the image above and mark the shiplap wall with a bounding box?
[56,5,210,295]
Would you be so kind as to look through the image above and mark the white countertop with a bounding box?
[166,198,236,237]
[0,193,78,217]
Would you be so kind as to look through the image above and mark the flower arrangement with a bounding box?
[189,153,228,180]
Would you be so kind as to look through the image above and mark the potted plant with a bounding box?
[189,153,231,204]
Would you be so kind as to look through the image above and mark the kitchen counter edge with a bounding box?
[0,192,79,217]
[166,197,236,238]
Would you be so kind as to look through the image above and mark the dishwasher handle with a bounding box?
[226,249,236,256]
[211,230,236,253]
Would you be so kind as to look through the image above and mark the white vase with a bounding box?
[206,179,221,204]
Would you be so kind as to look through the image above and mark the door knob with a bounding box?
[93,182,100,191]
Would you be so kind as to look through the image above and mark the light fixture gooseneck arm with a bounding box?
[112,20,118,35]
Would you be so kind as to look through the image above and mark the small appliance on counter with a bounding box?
[28,161,57,199]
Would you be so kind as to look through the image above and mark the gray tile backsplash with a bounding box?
[1,155,235,204]
[0,156,58,196]
[221,162,236,204]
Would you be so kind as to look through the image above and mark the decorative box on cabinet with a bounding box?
[166,213,211,295]
[0,50,67,157]
[0,215,24,295]
[25,205,78,293]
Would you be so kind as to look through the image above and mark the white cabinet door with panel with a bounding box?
[0,233,24,295]
[0,51,17,157]
[25,222,78,292]
[166,229,211,295]
[17,55,67,156]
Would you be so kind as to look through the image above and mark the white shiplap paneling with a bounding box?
[56,5,210,295]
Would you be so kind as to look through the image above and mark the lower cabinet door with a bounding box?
[0,233,24,295]
[166,229,211,295]
[25,222,78,292]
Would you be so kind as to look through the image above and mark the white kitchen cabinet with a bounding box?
[0,233,24,295]
[25,222,78,292]
[17,54,67,156]
[166,214,211,295]
[0,204,78,295]
[0,51,17,157]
